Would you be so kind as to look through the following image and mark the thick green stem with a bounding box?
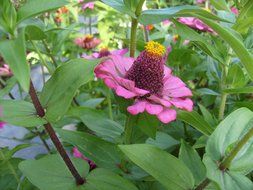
[220,126,253,170]
[129,0,145,57]
[124,114,135,144]
[218,93,228,121]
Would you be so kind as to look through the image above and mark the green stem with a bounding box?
[107,89,113,120]
[124,114,136,144]
[42,40,58,68]
[30,40,54,74]
[143,26,149,42]
[129,0,145,57]
[220,126,253,170]
[218,93,228,121]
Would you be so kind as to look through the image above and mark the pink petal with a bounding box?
[148,95,172,107]
[168,87,192,97]
[115,86,137,99]
[163,75,185,90]
[145,103,163,115]
[73,147,83,158]
[127,101,147,115]
[111,49,128,56]
[170,98,193,111]
[157,109,177,124]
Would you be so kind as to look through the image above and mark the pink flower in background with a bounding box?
[231,7,239,15]
[0,122,5,129]
[178,17,214,33]
[82,2,95,10]
[73,147,96,171]
[82,48,128,59]
[74,35,101,50]
[196,0,206,3]
[95,41,193,123]
[162,19,172,26]
[0,64,12,77]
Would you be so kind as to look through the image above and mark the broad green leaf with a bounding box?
[25,25,46,40]
[0,77,16,98]
[173,19,224,63]
[57,129,122,171]
[177,110,213,136]
[179,140,206,185]
[136,113,159,139]
[139,6,226,25]
[146,131,179,150]
[17,0,68,23]
[194,15,253,81]
[226,64,246,88]
[204,155,253,190]
[206,108,253,174]
[19,154,89,190]
[0,0,17,34]
[223,86,253,94]
[69,107,123,141]
[0,99,47,127]
[119,144,195,190]
[0,31,30,92]
[198,104,218,127]
[196,88,220,96]
[84,168,138,190]
[40,58,100,122]
[101,0,135,18]
[210,0,229,11]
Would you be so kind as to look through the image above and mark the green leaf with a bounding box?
[139,6,226,25]
[57,129,122,171]
[223,86,253,94]
[173,19,224,63]
[204,155,253,190]
[119,144,195,190]
[85,168,138,190]
[206,108,253,174]
[177,110,213,136]
[226,64,246,88]
[179,140,206,185]
[194,15,253,81]
[210,0,229,11]
[101,0,135,18]
[0,0,17,34]
[0,31,30,92]
[0,77,16,98]
[198,104,218,127]
[0,99,47,127]
[19,154,89,190]
[17,0,68,23]
[69,107,123,141]
[136,113,159,139]
[40,58,100,122]
[25,25,46,40]
[146,131,179,150]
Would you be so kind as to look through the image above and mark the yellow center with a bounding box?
[85,34,93,39]
[145,41,165,56]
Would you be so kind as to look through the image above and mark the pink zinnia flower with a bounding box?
[0,122,5,129]
[74,35,101,50]
[0,64,12,77]
[73,147,96,171]
[231,7,239,15]
[82,48,128,59]
[82,2,95,10]
[95,41,193,123]
[178,17,214,33]
[162,19,172,26]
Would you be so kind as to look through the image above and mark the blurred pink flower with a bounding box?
[178,17,214,33]
[82,48,128,59]
[162,19,172,26]
[0,122,5,129]
[95,41,193,123]
[0,64,12,77]
[231,7,239,15]
[82,2,95,10]
[74,35,101,50]
[73,147,96,171]
[196,0,206,3]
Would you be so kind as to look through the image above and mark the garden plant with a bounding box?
[1,0,253,189]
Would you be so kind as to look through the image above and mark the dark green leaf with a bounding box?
[40,58,100,122]
[0,99,47,127]
[119,144,195,190]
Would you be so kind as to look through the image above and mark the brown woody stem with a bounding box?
[29,80,85,185]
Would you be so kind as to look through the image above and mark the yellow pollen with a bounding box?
[85,34,93,39]
[145,41,165,56]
